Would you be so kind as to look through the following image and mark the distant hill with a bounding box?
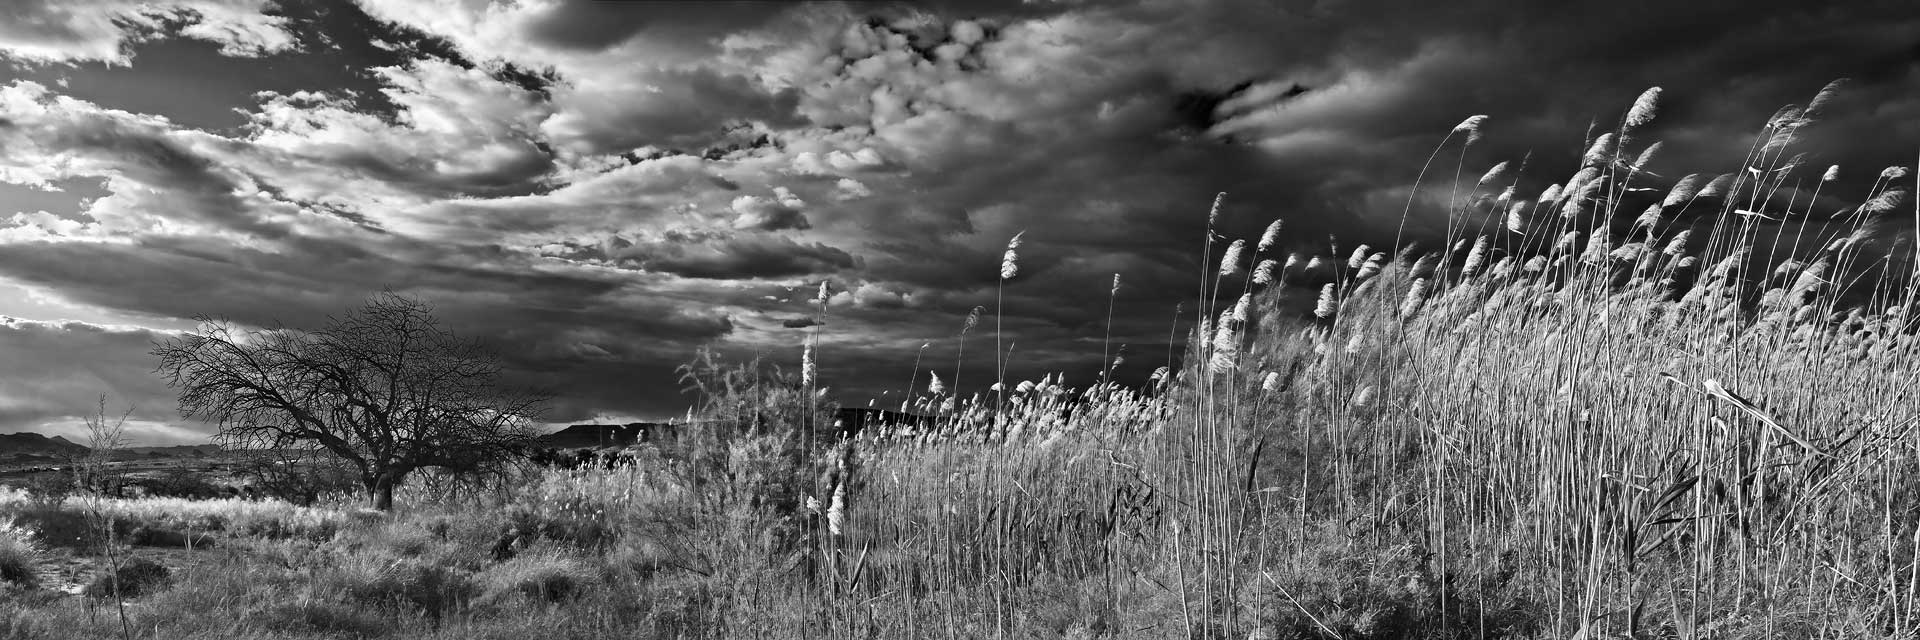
[536,408,938,451]
[0,432,90,459]
[539,423,678,449]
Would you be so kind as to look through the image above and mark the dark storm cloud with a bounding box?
[0,0,1915,440]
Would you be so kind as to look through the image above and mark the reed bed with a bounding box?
[2,82,1916,639]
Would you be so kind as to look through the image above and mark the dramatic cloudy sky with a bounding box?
[0,0,1915,444]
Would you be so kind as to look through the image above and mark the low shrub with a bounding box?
[0,518,39,588]
[479,549,596,604]
[83,557,172,598]
[257,599,390,638]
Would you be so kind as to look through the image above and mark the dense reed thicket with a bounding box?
[3,82,1917,639]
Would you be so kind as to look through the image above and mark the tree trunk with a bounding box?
[366,471,399,511]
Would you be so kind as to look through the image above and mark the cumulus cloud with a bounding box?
[0,0,1915,439]
[0,0,298,65]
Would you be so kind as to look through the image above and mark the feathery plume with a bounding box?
[1305,255,1324,271]
[1399,278,1430,318]
[1220,239,1247,276]
[1540,183,1564,204]
[1258,219,1284,252]
[1505,201,1529,235]
[1697,173,1735,200]
[1000,231,1024,279]
[1662,230,1692,256]
[1261,371,1281,392]
[1553,231,1581,254]
[1581,133,1617,167]
[927,371,945,395]
[1523,256,1549,272]
[1862,189,1906,216]
[1454,115,1489,145]
[801,343,816,387]
[1662,173,1703,207]
[815,281,831,304]
[1207,192,1226,226]
[1230,292,1252,323]
[1347,245,1370,269]
[1252,259,1278,285]
[1111,273,1121,295]
[1806,78,1846,119]
[1880,166,1909,181]
[962,306,981,334]
[827,481,846,536]
[1477,161,1509,188]
[1462,236,1490,276]
[1313,284,1338,319]
[1633,204,1663,230]
[1632,141,1663,172]
[1625,86,1662,130]
[1822,165,1840,182]
[1356,253,1386,280]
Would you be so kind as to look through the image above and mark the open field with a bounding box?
[3,86,1919,639]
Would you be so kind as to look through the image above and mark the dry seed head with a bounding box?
[801,343,816,387]
[1230,292,1252,323]
[1258,219,1284,252]
[1632,141,1662,172]
[1662,230,1692,256]
[1496,185,1516,206]
[1822,165,1840,182]
[927,371,946,395]
[1540,183,1563,203]
[1000,231,1024,279]
[1662,173,1703,207]
[1552,231,1580,254]
[1882,166,1909,181]
[1313,283,1338,318]
[1697,173,1735,200]
[1350,385,1375,408]
[815,281,831,304]
[1252,259,1278,285]
[1399,278,1430,317]
[1356,253,1386,280]
[1347,245,1370,269]
[1220,239,1247,276]
[1284,253,1300,270]
[1625,86,1662,130]
[1462,236,1490,276]
[1477,161,1509,188]
[1581,133,1617,167]
[1633,204,1663,229]
[1490,256,1516,279]
[1207,192,1226,226]
[1261,371,1280,392]
[1453,114,1489,145]
[1305,255,1324,271]
[1505,203,1529,234]
[962,306,982,334]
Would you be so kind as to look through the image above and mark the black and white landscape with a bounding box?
[0,1,1918,638]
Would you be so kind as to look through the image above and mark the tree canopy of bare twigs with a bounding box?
[150,293,547,510]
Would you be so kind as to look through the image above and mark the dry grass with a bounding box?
[0,82,1914,638]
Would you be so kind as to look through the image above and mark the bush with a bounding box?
[479,550,596,604]
[330,556,475,624]
[0,518,38,588]
[83,557,172,598]
[257,600,389,638]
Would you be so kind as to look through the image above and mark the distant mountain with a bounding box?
[539,423,678,449]
[0,432,90,459]
[536,408,939,451]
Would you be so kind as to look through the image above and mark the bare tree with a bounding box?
[151,293,546,510]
